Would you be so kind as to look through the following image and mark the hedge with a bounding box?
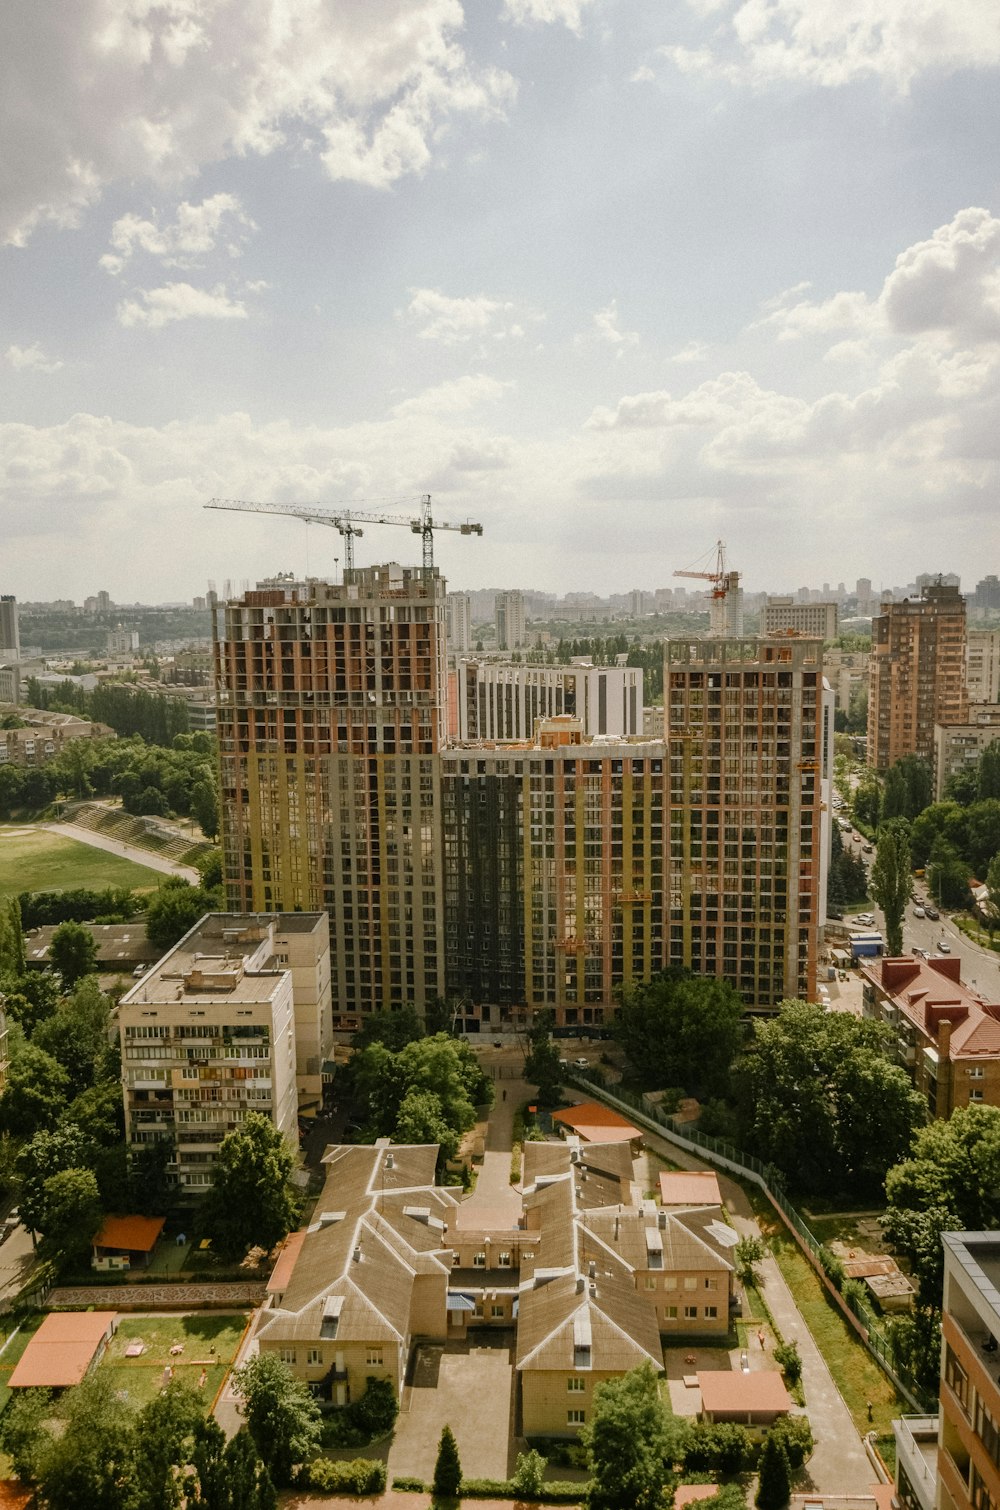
[303,1457,386,1494]
[390,1476,585,1502]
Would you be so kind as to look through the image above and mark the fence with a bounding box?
[567,1071,933,1411]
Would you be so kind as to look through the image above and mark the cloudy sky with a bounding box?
[3,0,999,605]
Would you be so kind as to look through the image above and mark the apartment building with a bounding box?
[455,660,643,742]
[214,565,448,1027]
[0,596,19,659]
[967,630,1000,705]
[495,591,526,651]
[933,706,1000,801]
[822,646,870,719]
[445,592,474,656]
[937,1231,1000,1510]
[664,637,832,1008]
[119,912,330,1189]
[440,722,668,1030]
[868,585,968,771]
[0,709,115,767]
[761,596,839,641]
[861,955,1000,1119]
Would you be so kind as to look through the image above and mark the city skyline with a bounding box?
[2,2,999,602]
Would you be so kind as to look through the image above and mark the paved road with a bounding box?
[43,821,201,883]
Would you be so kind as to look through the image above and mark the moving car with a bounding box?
[913,905,925,918]
[925,905,940,920]
[937,940,951,953]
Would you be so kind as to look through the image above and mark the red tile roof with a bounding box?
[267,1229,306,1294]
[9,1312,117,1389]
[659,1171,722,1206]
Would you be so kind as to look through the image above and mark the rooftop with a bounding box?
[551,1102,641,1145]
[9,1312,117,1389]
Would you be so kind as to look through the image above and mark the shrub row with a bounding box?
[303,1457,386,1494]
[390,1477,583,1502]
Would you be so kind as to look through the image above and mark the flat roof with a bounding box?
[9,1311,117,1389]
[267,1229,307,1294]
[659,1171,722,1206]
[551,1102,640,1143]
[94,1215,166,1253]
[697,1369,791,1414]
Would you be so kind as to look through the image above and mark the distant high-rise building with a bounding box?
[495,590,526,650]
[664,636,831,1008]
[214,564,448,1026]
[973,574,1000,615]
[868,584,968,771]
[0,597,19,659]
[966,629,1000,705]
[761,596,838,641]
[445,591,473,655]
[96,590,112,613]
[916,571,960,594]
[709,574,743,637]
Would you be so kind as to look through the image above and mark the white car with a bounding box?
[913,906,925,918]
[573,1057,590,1070]
[937,940,951,953]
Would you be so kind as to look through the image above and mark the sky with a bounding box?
[2,0,1000,606]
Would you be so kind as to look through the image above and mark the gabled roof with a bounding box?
[516,1270,661,1374]
[10,1312,116,1389]
[551,1102,640,1144]
[93,1215,165,1253]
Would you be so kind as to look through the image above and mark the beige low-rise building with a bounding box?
[932,704,1000,800]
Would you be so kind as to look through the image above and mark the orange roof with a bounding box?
[659,1171,722,1206]
[674,1488,724,1510]
[94,1214,166,1253]
[10,1311,117,1389]
[551,1102,639,1143]
[697,1369,791,1415]
[0,1482,32,1510]
[267,1229,306,1294]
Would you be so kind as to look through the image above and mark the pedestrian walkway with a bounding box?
[43,821,201,882]
[49,1281,266,1309]
[638,1133,875,1494]
[454,1075,530,1231]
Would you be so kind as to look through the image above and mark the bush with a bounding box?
[392,1476,426,1491]
[818,1246,845,1289]
[682,1419,756,1473]
[304,1456,386,1493]
[433,1424,462,1497]
[319,1375,398,1446]
[770,1413,813,1469]
[512,1450,547,1496]
[773,1338,802,1386]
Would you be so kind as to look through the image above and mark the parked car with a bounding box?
[573,1057,590,1069]
[862,844,874,854]
[925,905,940,920]
[913,905,925,918]
[937,940,951,953]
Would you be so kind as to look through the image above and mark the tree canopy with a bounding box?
[232,1353,322,1488]
[146,878,219,952]
[48,920,98,987]
[869,820,911,956]
[582,1362,677,1510]
[202,1112,297,1261]
[735,1002,925,1198]
[614,970,744,1098]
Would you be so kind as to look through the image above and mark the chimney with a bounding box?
[588,1260,596,1280]
[353,1245,362,1264]
[576,1275,585,1293]
[658,1210,667,1230]
[938,1019,952,1061]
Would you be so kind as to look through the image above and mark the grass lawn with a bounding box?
[0,1314,45,1418]
[0,826,165,898]
[751,1197,906,1440]
[98,1313,249,1411]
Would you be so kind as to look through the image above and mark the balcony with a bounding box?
[892,1415,939,1510]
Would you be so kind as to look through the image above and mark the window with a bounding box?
[644,1277,657,1291]
[663,1276,677,1290]
[491,1305,505,1318]
[945,1345,969,1413]
[498,1251,512,1267]
[366,1349,383,1367]
[704,1278,718,1290]
[473,1251,487,1268]
[452,1252,461,1266]
[567,1409,586,1425]
[971,1089,985,1102]
[684,1306,698,1320]
[705,1306,718,1319]
[683,1277,698,1291]
[279,1348,296,1365]
[664,1306,677,1319]
[567,1378,585,1393]
[307,1349,322,1365]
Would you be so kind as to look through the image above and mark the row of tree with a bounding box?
[23,677,192,744]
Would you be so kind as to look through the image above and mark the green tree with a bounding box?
[755,1431,792,1509]
[32,1372,137,1510]
[48,919,98,986]
[978,739,1000,801]
[869,820,911,955]
[511,1450,547,1496]
[432,1424,463,1497]
[884,1104,1000,1304]
[145,878,214,952]
[0,1042,70,1136]
[927,835,971,909]
[38,1166,103,1264]
[133,1380,204,1510]
[965,800,1000,874]
[524,1009,563,1105]
[232,1353,322,1488]
[853,772,882,829]
[0,1386,52,1483]
[614,970,744,1098]
[887,1306,942,1398]
[582,1362,674,1510]
[0,896,25,974]
[202,1112,296,1260]
[394,1087,459,1162]
[35,976,115,1097]
[734,1235,765,1286]
[191,780,219,840]
[351,1007,425,1053]
[17,1123,90,1235]
[986,851,1000,932]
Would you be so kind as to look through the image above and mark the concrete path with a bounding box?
[43,821,201,882]
[389,1339,515,1483]
[454,1071,531,1231]
[639,1133,875,1494]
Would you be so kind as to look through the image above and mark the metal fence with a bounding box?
[568,1071,933,1411]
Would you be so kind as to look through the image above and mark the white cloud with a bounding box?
[503,0,595,31]
[100,193,255,275]
[5,343,63,373]
[659,0,1000,91]
[405,288,527,344]
[577,299,640,355]
[391,373,513,416]
[670,340,712,364]
[0,0,516,246]
[117,281,248,328]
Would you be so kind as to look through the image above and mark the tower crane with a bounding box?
[205,494,483,571]
[673,539,742,636]
[673,539,731,601]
